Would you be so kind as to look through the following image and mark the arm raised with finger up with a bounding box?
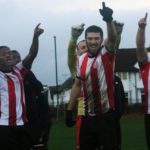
[23,23,44,69]
[99,2,117,53]
[136,13,148,62]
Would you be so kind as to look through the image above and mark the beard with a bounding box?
[87,44,101,57]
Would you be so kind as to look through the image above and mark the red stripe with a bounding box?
[15,65,28,78]
[20,68,28,78]
[90,57,102,114]
[140,63,149,113]
[76,116,82,150]
[13,72,27,123]
[78,90,84,98]
[80,53,88,115]
[7,76,16,125]
[101,52,115,109]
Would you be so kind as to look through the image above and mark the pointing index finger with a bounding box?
[144,13,148,21]
[36,23,41,29]
[102,2,105,8]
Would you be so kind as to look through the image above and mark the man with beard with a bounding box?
[67,2,118,150]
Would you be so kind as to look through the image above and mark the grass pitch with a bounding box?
[48,115,147,150]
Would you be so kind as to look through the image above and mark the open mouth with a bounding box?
[7,59,12,64]
[90,46,97,49]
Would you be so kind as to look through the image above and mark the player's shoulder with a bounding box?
[78,52,88,62]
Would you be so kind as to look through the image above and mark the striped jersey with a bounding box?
[139,57,150,114]
[0,62,27,126]
[77,46,115,116]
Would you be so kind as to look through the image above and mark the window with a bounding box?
[138,72,141,79]
[124,92,128,104]
[117,72,122,78]
[125,92,128,100]
[122,72,127,80]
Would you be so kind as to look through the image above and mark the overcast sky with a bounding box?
[0,0,150,86]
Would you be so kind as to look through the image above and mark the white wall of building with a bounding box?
[118,71,144,104]
[50,71,145,106]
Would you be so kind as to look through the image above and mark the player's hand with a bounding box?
[34,23,44,37]
[99,2,113,22]
[71,23,85,40]
[138,13,148,29]
[113,20,124,35]
[65,110,75,127]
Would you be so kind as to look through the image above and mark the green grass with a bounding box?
[48,120,76,150]
[121,116,147,150]
[48,116,147,150]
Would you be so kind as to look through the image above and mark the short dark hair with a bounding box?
[0,46,10,50]
[85,25,103,38]
[11,50,21,62]
[11,50,20,55]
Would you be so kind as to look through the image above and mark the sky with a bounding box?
[0,0,150,86]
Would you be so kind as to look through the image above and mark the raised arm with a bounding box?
[23,23,44,69]
[113,20,124,50]
[136,13,148,62]
[104,21,124,50]
[68,24,84,79]
[99,2,117,52]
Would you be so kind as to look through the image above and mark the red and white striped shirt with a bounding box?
[77,47,115,116]
[0,62,27,126]
[139,58,150,114]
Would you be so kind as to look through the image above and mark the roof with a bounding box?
[49,78,73,98]
[50,47,150,95]
[115,48,138,72]
[115,47,150,72]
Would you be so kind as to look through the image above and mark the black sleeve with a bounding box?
[38,89,52,130]
[114,76,126,117]
[118,78,126,113]
[25,70,52,129]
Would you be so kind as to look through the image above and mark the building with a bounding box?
[115,48,143,104]
[49,48,150,106]
[49,78,73,106]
